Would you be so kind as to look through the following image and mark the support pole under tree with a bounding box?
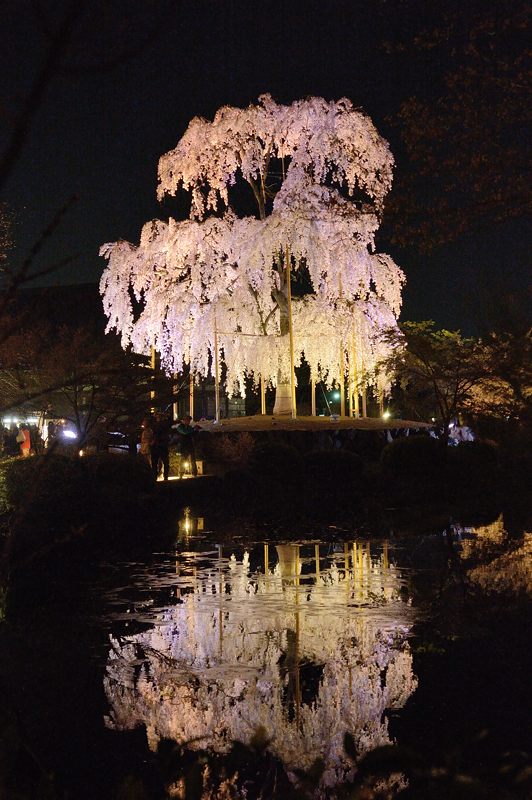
[350,329,359,418]
[311,376,316,416]
[295,545,301,728]
[359,356,367,416]
[348,353,354,418]
[213,316,220,422]
[285,245,297,419]
[260,375,266,415]
[338,277,345,417]
[150,344,156,412]
[172,374,179,422]
[189,371,194,419]
[339,343,346,417]
[378,390,384,416]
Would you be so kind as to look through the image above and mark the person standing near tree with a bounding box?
[16,424,31,457]
[139,416,154,468]
[151,412,171,480]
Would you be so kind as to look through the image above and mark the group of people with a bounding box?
[139,413,199,480]
[0,423,32,457]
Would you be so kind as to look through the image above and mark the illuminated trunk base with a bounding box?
[273,380,292,415]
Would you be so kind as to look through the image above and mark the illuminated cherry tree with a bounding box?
[100,96,404,412]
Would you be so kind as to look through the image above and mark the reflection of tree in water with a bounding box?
[458,515,532,596]
[104,542,417,792]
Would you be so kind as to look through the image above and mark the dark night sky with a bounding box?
[0,0,529,331]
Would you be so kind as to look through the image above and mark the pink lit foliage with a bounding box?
[100,96,404,402]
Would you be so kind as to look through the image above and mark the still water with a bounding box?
[94,511,530,797]
[2,511,530,799]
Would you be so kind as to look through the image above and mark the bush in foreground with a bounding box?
[0,453,155,567]
[380,435,445,481]
[304,449,364,492]
[249,442,304,482]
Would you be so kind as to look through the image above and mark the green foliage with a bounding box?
[381,321,487,439]
[381,435,445,479]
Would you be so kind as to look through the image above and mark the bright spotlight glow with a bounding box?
[63,430,77,439]
[382,410,391,420]
[332,391,340,400]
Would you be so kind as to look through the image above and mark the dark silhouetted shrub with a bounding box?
[249,442,304,482]
[83,452,154,496]
[0,453,155,562]
[381,435,445,480]
[446,441,499,488]
[304,449,363,491]
[1,454,88,522]
[202,432,255,467]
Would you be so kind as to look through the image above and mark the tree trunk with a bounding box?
[273,371,292,415]
[272,284,292,415]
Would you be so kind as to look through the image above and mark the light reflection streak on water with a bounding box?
[103,539,418,791]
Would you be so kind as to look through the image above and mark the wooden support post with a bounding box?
[213,316,220,422]
[295,545,301,728]
[285,245,297,418]
[311,376,316,416]
[260,375,266,415]
[172,373,179,422]
[344,542,349,581]
[189,371,194,419]
[351,329,359,417]
[150,345,156,413]
[218,544,223,657]
[348,361,353,418]
[339,343,345,417]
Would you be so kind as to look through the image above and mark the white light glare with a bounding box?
[382,410,391,420]
[63,430,77,439]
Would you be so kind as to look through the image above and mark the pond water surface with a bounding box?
[2,510,531,798]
